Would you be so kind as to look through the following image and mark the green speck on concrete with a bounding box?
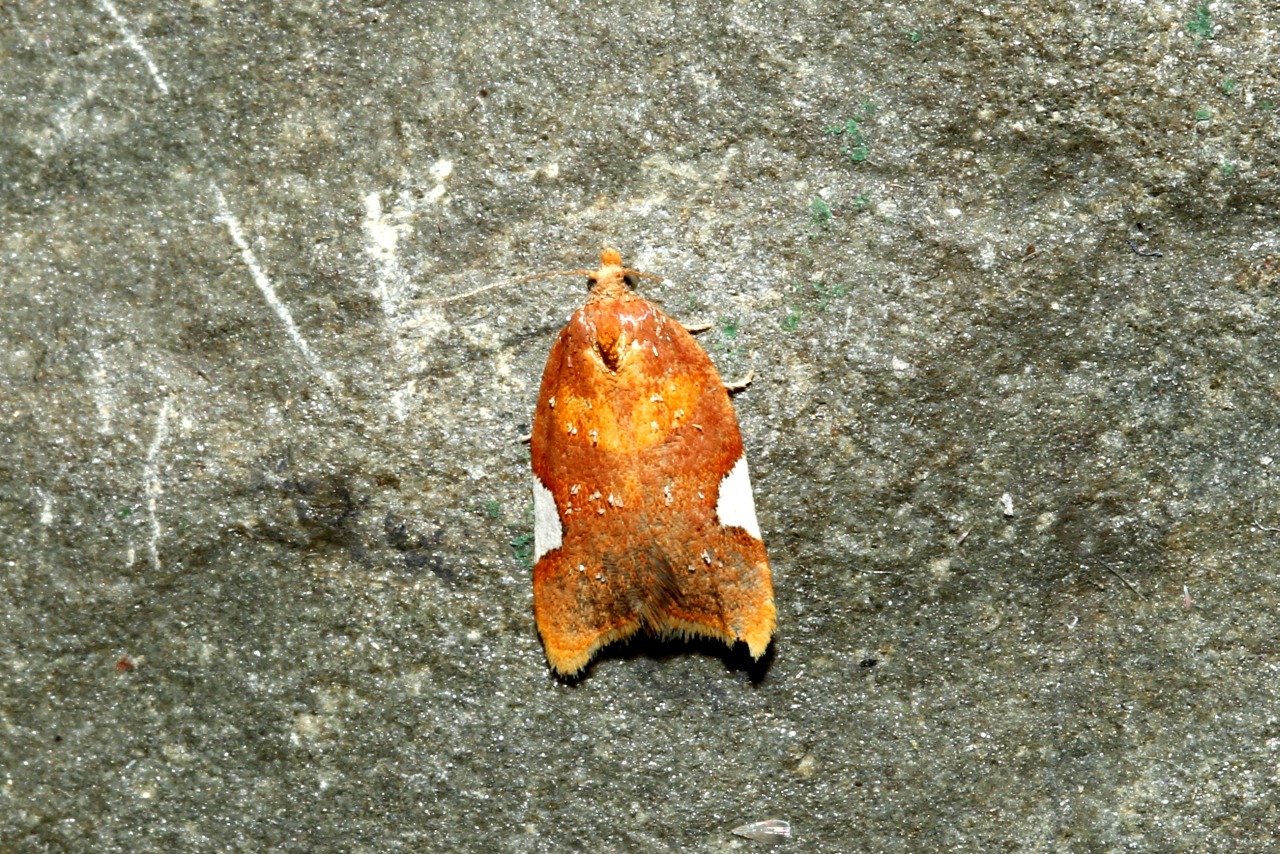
[810,280,846,312]
[510,533,534,566]
[823,112,872,163]
[1187,4,1213,44]
[810,196,833,226]
[782,279,847,328]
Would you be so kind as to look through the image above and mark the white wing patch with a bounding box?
[533,476,562,561]
[715,456,762,540]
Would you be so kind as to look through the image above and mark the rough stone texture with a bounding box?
[2,1,1278,851]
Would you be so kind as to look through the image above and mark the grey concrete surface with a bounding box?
[2,1,1279,851]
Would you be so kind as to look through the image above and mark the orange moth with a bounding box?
[530,249,775,676]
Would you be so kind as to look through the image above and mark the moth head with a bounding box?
[586,248,662,298]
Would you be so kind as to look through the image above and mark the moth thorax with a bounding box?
[593,313,626,372]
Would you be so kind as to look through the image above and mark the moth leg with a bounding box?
[723,368,755,393]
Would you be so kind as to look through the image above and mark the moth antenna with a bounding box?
[622,269,664,284]
[421,250,663,305]
[422,269,594,305]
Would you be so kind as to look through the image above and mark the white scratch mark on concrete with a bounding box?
[90,349,114,434]
[99,0,170,95]
[363,168,453,414]
[362,190,409,319]
[212,183,335,386]
[144,398,171,572]
[362,166,451,319]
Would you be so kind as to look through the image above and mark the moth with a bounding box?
[529,250,775,676]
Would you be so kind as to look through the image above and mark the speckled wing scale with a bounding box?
[530,249,775,676]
